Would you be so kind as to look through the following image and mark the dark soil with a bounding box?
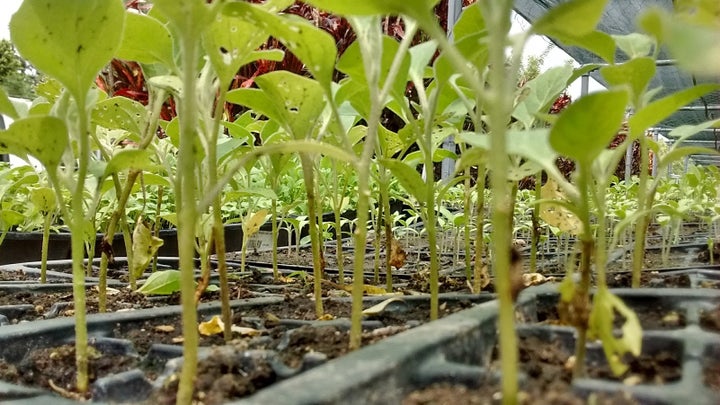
[700,304,720,333]
[403,335,639,405]
[534,300,686,330]
[606,271,691,288]
[0,294,469,403]
[0,343,138,400]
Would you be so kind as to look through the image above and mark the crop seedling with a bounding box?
[5,0,126,392]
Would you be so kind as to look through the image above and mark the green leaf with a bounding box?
[10,0,125,100]
[337,35,411,102]
[229,71,325,140]
[0,116,68,171]
[30,187,56,214]
[589,288,642,376]
[667,118,720,139]
[93,97,148,136]
[137,269,180,295]
[628,83,720,138]
[225,3,336,88]
[131,220,164,280]
[453,3,485,41]
[301,0,439,16]
[204,7,269,86]
[0,210,24,228]
[550,90,629,165]
[513,64,574,129]
[150,0,212,37]
[104,149,153,177]
[381,158,427,203]
[640,8,720,77]
[600,57,655,107]
[118,12,175,67]
[0,87,18,120]
[533,0,609,38]
[408,41,437,83]
[556,30,616,64]
[458,129,575,198]
[612,33,654,59]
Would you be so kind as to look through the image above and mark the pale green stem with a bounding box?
[473,165,486,293]
[271,199,279,280]
[40,212,50,284]
[175,30,201,405]
[70,91,90,393]
[632,138,650,288]
[300,154,324,318]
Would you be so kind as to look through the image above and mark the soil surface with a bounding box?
[403,335,641,405]
[0,294,473,403]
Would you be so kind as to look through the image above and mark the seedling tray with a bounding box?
[234,284,720,405]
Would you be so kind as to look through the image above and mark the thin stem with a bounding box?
[175,28,201,405]
[40,213,50,284]
[477,2,521,403]
[300,154,324,318]
[70,90,90,393]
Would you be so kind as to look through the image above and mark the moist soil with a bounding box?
[1,240,716,403]
[0,293,474,403]
[403,334,675,405]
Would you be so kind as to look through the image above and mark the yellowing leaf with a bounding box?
[317,314,335,321]
[589,288,643,376]
[131,219,164,280]
[243,209,269,237]
[540,179,582,235]
[341,284,388,296]
[198,315,224,336]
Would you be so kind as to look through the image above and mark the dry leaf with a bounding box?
[172,336,184,343]
[522,273,548,287]
[362,297,404,316]
[155,325,175,333]
[94,285,120,295]
[230,325,262,336]
[389,237,406,269]
[198,315,224,336]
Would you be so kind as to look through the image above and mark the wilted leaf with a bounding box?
[131,220,164,280]
[243,209,269,237]
[389,237,406,269]
[589,288,643,376]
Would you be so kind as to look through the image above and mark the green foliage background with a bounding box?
[0,39,40,99]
